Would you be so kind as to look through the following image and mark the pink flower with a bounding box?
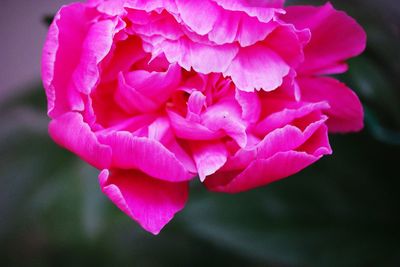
[42,0,366,234]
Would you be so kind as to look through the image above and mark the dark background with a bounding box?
[1,0,399,266]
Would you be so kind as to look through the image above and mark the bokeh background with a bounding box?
[1,0,400,266]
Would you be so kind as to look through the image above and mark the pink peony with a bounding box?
[42,0,366,234]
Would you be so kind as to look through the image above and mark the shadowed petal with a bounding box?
[99,169,188,234]
[284,3,367,75]
[298,76,364,133]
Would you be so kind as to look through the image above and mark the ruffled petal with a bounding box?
[48,112,112,169]
[160,37,239,74]
[297,76,364,133]
[206,151,322,193]
[211,0,284,22]
[225,44,289,92]
[99,169,188,234]
[175,0,221,35]
[255,101,329,136]
[225,115,329,170]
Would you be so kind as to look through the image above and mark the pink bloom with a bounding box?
[42,0,366,234]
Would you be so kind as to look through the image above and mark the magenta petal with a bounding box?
[160,37,239,74]
[225,44,289,92]
[176,0,220,35]
[211,0,284,21]
[99,169,188,235]
[48,112,112,169]
[72,18,117,95]
[284,3,367,75]
[207,151,322,193]
[167,110,222,140]
[225,116,328,170]
[42,3,89,117]
[191,141,228,182]
[255,101,329,136]
[186,91,206,122]
[97,131,193,182]
[298,77,364,133]
[201,100,247,148]
[235,89,261,123]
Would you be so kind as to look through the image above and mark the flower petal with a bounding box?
[225,44,289,92]
[160,37,239,74]
[99,169,188,235]
[48,112,112,169]
[191,141,228,182]
[283,3,367,75]
[97,131,194,182]
[206,146,329,193]
[175,0,220,35]
[298,76,364,133]
[235,89,261,123]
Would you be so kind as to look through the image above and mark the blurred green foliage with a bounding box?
[1,0,399,266]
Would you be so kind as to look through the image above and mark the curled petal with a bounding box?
[255,101,330,136]
[97,131,194,182]
[167,110,222,140]
[49,112,112,169]
[226,115,329,170]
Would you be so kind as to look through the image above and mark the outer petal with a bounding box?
[225,44,289,92]
[42,3,118,117]
[225,115,329,171]
[283,3,367,75]
[42,3,88,117]
[99,169,188,235]
[298,77,364,133]
[48,112,112,169]
[207,151,320,193]
[206,124,331,193]
[255,101,329,136]
[97,131,194,182]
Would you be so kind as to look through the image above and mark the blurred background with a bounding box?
[1,0,399,266]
